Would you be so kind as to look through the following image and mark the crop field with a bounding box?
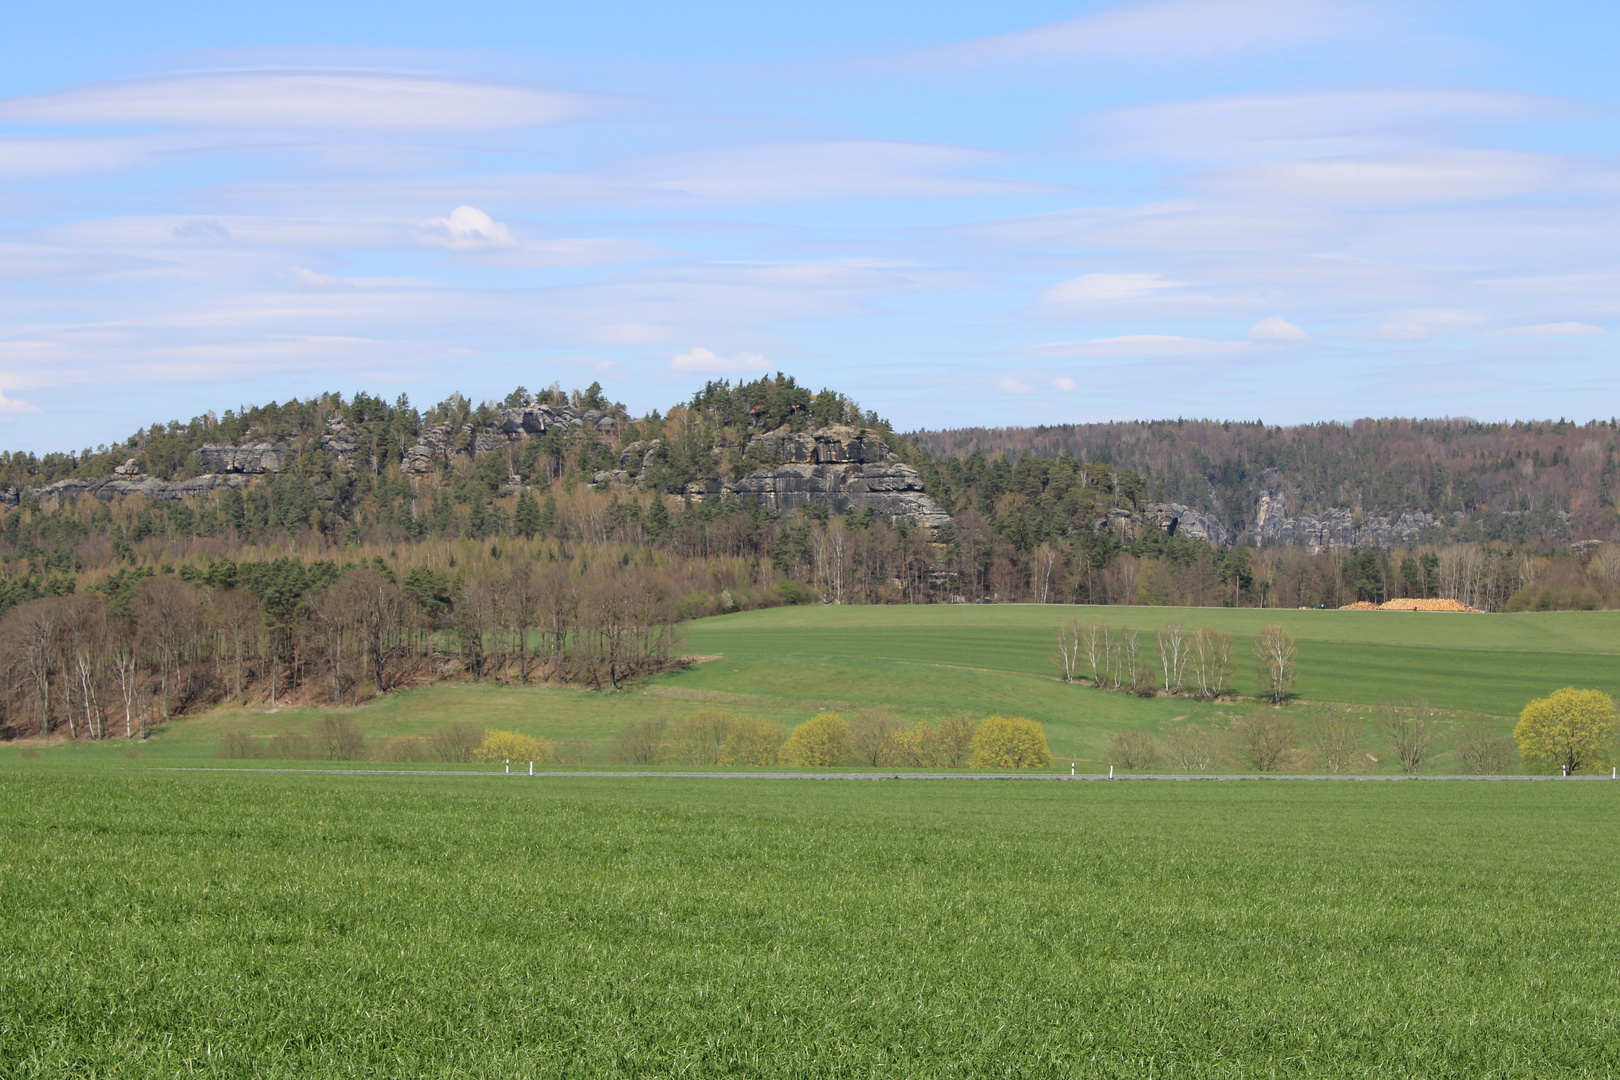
[2,765,1616,1077]
[57,604,1620,773]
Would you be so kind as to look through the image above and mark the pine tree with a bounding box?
[514,490,542,538]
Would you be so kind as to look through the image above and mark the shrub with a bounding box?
[1454,721,1516,775]
[318,716,368,761]
[893,721,942,768]
[669,711,737,766]
[431,723,484,763]
[848,708,905,767]
[721,717,787,766]
[936,714,978,767]
[969,715,1052,769]
[780,712,849,767]
[474,729,554,765]
[1304,710,1362,774]
[219,731,261,759]
[1107,730,1159,770]
[610,718,667,766]
[380,735,431,762]
[1231,711,1293,772]
[1168,725,1216,771]
[1505,585,1602,612]
[268,732,313,759]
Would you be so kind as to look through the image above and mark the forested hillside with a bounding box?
[918,418,1620,546]
[5,379,1620,740]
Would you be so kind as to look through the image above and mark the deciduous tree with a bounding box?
[1515,687,1617,776]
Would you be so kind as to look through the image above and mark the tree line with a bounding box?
[0,549,687,739]
[219,709,1057,770]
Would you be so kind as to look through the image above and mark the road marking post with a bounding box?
[1109,765,1114,780]
[505,759,509,775]
[529,761,533,775]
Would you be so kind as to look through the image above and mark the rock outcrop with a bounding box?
[592,424,952,535]
[194,443,289,473]
[403,404,615,474]
[1250,468,1448,551]
[12,473,254,508]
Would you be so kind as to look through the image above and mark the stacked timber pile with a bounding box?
[1339,598,1486,612]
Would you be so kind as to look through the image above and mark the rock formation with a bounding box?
[193,443,290,474]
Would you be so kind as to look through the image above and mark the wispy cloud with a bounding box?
[1489,322,1604,338]
[902,0,1381,68]
[671,346,769,374]
[1249,316,1308,342]
[0,70,591,130]
[1025,335,1250,357]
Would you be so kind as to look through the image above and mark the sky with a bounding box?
[1,0,1617,452]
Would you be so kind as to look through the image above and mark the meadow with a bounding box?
[2,765,1616,1077]
[52,604,1620,773]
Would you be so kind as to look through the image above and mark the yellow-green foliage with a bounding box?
[721,717,789,766]
[1514,687,1617,774]
[780,712,849,767]
[473,729,554,765]
[969,715,1053,769]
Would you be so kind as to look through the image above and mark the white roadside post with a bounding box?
[529,761,533,776]
[1109,765,1114,779]
[505,759,510,775]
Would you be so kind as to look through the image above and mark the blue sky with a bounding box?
[1,0,1616,451]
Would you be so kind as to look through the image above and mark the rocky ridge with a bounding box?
[595,424,953,534]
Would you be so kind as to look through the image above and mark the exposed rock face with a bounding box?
[731,461,952,532]
[1143,502,1230,547]
[407,404,615,474]
[27,473,253,506]
[194,443,289,473]
[320,416,360,465]
[1249,469,1448,551]
[746,424,892,466]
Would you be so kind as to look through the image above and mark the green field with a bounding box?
[3,765,1616,1077]
[49,604,1620,773]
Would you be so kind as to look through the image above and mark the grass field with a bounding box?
[2,764,1616,1077]
[41,604,1620,773]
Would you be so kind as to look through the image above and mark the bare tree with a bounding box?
[211,589,261,703]
[60,596,108,740]
[133,576,202,721]
[1303,710,1361,774]
[669,711,735,766]
[1107,729,1160,770]
[1082,622,1108,688]
[4,597,63,736]
[936,714,977,767]
[1381,696,1438,774]
[1454,721,1516,775]
[610,717,667,765]
[1052,619,1083,684]
[1252,623,1296,705]
[1168,724,1217,771]
[848,708,904,767]
[1232,711,1294,771]
[1155,623,1188,695]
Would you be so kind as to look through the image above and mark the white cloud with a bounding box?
[1089,90,1575,162]
[670,347,769,374]
[640,140,1051,203]
[0,390,39,415]
[1366,322,1431,342]
[1199,151,1560,207]
[1490,322,1604,338]
[1249,316,1309,342]
[421,206,513,248]
[1042,271,1183,306]
[908,0,1376,68]
[1053,377,1076,391]
[173,219,232,241]
[0,71,589,130]
[1027,335,1249,357]
[999,377,1032,393]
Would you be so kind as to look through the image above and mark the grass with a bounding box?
[25,604,1620,772]
[2,765,1617,1077]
